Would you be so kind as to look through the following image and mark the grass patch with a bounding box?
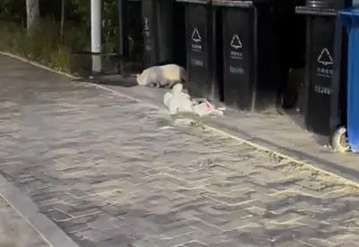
[0,19,89,72]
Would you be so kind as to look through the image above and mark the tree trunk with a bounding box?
[60,0,65,40]
[26,0,40,33]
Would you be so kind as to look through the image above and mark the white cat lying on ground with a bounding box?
[137,64,187,88]
[163,84,193,114]
[163,84,224,117]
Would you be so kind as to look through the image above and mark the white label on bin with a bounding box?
[191,58,204,67]
[316,67,334,79]
[144,17,150,31]
[314,85,331,95]
[230,51,243,60]
[192,28,202,43]
[230,34,243,50]
[230,66,245,74]
[144,17,151,38]
[317,48,334,66]
[145,45,152,51]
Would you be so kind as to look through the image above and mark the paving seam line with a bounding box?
[0,176,80,247]
[0,192,55,247]
[2,51,359,190]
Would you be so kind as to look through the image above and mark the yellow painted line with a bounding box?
[0,51,80,80]
[0,51,145,105]
[200,123,359,190]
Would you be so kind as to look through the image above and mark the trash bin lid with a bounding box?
[296,0,348,15]
[306,0,337,8]
[212,0,275,7]
[212,0,253,7]
[176,0,211,4]
[340,8,359,27]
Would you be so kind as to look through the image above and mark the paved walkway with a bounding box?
[1,54,359,246]
[103,81,359,184]
[0,195,49,247]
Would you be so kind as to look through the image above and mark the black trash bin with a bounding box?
[142,0,186,67]
[142,0,173,67]
[214,0,291,111]
[296,0,352,136]
[117,0,144,73]
[177,0,223,101]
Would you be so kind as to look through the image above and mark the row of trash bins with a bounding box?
[139,0,359,151]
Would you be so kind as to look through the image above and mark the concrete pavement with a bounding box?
[101,81,359,185]
[1,54,359,246]
[0,195,49,247]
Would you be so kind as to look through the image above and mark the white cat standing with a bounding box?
[137,64,187,88]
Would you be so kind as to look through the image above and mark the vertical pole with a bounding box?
[60,0,65,41]
[91,0,102,73]
[26,0,40,33]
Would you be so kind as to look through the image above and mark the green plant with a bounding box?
[0,0,124,73]
[0,19,73,72]
[50,45,71,72]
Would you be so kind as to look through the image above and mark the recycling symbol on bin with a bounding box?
[192,28,202,43]
[230,34,243,49]
[317,48,334,66]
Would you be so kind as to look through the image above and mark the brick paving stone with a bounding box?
[1,55,359,246]
[0,195,49,247]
